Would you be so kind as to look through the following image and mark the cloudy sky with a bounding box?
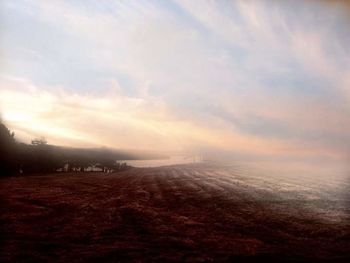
[1,0,350,164]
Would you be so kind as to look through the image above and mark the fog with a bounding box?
[1,0,350,176]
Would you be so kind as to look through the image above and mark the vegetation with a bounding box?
[0,121,164,176]
[0,121,17,175]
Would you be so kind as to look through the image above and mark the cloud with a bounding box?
[0,0,349,163]
[1,75,348,163]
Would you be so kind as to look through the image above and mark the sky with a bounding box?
[0,0,350,166]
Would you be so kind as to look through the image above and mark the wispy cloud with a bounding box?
[1,0,349,163]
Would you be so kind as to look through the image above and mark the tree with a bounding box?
[0,121,17,175]
[23,137,64,173]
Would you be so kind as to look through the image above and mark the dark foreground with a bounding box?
[1,164,349,262]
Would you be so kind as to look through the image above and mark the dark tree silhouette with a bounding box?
[0,121,17,175]
[0,120,149,176]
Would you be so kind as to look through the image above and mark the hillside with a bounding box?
[1,163,349,262]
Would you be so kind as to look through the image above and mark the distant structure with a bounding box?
[31,137,47,146]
